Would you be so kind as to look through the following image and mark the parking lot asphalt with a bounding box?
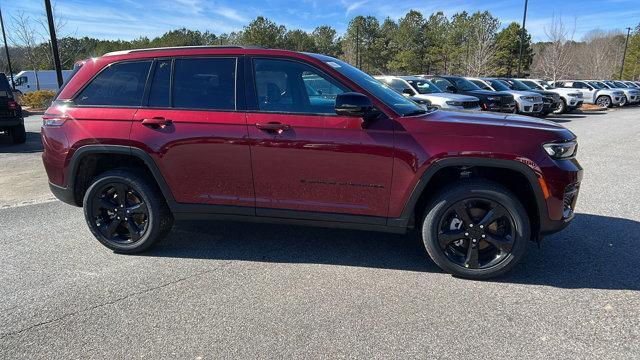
[1,108,639,359]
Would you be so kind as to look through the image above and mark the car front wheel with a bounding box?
[83,170,174,253]
[596,96,612,108]
[553,99,566,114]
[421,180,530,279]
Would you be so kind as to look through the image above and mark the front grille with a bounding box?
[462,101,479,108]
[501,95,514,104]
[0,109,16,118]
[563,184,579,218]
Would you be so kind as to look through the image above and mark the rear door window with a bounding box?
[75,61,151,106]
[172,58,236,110]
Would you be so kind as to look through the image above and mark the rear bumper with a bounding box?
[49,182,78,206]
[0,117,23,128]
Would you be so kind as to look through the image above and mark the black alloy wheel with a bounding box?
[91,182,149,245]
[437,198,515,270]
[421,180,530,279]
[83,170,173,253]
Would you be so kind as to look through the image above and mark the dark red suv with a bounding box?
[42,46,582,279]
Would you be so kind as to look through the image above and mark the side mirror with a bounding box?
[335,92,374,118]
[446,85,457,93]
[483,86,492,91]
[402,88,414,96]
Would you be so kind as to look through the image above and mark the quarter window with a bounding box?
[148,60,171,108]
[253,58,346,114]
[172,58,236,110]
[75,61,151,106]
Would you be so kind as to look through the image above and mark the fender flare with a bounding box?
[389,157,548,229]
[65,145,177,207]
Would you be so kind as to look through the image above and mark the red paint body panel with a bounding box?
[131,109,254,207]
[247,112,394,216]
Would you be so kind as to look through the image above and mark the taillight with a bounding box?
[7,100,17,110]
[42,113,69,127]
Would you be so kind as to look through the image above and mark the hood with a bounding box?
[499,90,541,98]
[466,89,508,97]
[417,109,574,137]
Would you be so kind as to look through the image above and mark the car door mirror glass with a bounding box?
[335,92,374,118]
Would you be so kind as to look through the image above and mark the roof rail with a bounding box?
[103,45,267,57]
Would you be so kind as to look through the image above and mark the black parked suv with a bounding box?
[0,74,25,144]
[424,76,516,113]
[497,78,561,116]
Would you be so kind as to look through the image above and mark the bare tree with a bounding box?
[465,12,499,76]
[9,11,42,90]
[532,15,576,81]
[36,1,72,69]
[575,30,625,79]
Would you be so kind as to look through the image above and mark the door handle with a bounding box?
[142,117,172,128]
[255,122,290,134]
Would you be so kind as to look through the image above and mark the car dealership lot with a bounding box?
[1,109,639,358]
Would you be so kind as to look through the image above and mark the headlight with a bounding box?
[446,101,463,106]
[568,93,582,98]
[543,141,578,159]
[487,96,501,101]
[522,96,535,102]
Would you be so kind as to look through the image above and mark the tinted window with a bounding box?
[173,58,236,110]
[75,61,151,106]
[148,60,171,107]
[431,77,455,92]
[253,58,347,114]
[572,82,586,89]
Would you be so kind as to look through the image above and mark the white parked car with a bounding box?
[374,75,481,110]
[598,80,640,106]
[13,70,73,94]
[516,78,583,114]
[553,80,624,108]
[467,77,543,115]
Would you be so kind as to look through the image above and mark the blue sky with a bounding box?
[3,0,639,43]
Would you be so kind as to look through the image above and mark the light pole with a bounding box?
[619,27,632,80]
[517,0,529,77]
[0,5,15,90]
[44,0,63,88]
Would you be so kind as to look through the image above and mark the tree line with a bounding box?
[2,9,639,81]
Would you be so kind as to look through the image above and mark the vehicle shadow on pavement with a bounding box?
[0,131,43,153]
[145,213,640,291]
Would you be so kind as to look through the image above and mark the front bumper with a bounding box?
[627,94,640,104]
[539,158,583,236]
[483,101,516,113]
[49,182,77,206]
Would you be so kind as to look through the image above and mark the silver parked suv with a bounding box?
[598,80,640,106]
[516,79,583,114]
[467,77,544,115]
[554,80,624,108]
[375,75,481,110]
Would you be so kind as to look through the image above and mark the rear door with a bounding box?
[131,57,254,213]
[245,57,394,220]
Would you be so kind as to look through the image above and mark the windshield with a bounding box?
[588,81,605,89]
[310,55,425,116]
[489,79,511,91]
[447,77,481,91]
[612,81,628,88]
[509,79,535,91]
[521,80,544,90]
[406,79,442,94]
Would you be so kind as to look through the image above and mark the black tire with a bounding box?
[596,95,612,108]
[421,180,530,279]
[553,99,566,114]
[83,169,174,253]
[619,95,627,107]
[10,124,26,144]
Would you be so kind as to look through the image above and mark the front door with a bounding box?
[131,57,254,213]
[246,57,394,220]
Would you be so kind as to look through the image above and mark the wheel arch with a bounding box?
[66,145,176,208]
[391,157,548,240]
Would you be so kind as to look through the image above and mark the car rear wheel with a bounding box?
[421,180,530,279]
[596,95,612,108]
[10,124,26,144]
[83,170,174,253]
